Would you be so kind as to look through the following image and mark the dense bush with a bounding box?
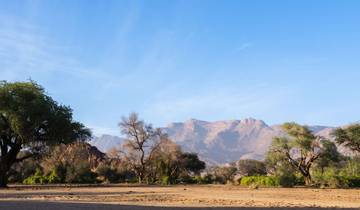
[347,176,360,187]
[313,166,360,188]
[95,163,119,183]
[278,174,297,187]
[240,176,280,187]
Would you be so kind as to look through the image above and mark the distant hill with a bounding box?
[89,134,124,153]
[164,118,337,165]
[89,118,347,165]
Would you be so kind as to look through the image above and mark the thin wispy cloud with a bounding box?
[0,15,80,80]
[0,14,138,91]
[1,1,359,136]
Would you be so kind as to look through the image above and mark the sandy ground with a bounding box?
[0,185,359,209]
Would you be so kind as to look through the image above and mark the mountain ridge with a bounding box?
[90,118,340,165]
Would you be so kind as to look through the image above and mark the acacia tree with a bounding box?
[0,81,90,187]
[268,122,337,185]
[332,124,360,153]
[119,113,164,183]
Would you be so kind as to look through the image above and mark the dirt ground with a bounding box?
[0,185,359,209]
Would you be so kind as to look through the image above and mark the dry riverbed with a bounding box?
[0,185,359,209]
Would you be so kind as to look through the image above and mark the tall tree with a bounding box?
[0,81,90,187]
[268,122,335,185]
[332,124,360,153]
[119,113,164,183]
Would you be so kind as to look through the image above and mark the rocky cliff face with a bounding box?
[164,119,277,164]
[164,119,336,165]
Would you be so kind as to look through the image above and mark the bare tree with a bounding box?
[119,113,164,183]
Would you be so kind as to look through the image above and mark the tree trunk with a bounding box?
[304,174,312,186]
[0,168,8,188]
[0,145,21,188]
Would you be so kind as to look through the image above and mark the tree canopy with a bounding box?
[0,81,90,187]
[332,124,360,153]
[267,122,339,185]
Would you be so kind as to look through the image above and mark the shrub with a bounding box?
[95,163,119,183]
[178,174,197,184]
[23,169,47,185]
[313,167,346,188]
[278,174,297,187]
[190,175,213,184]
[347,176,360,187]
[46,169,61,184]
[240,176,279,187]
[161,176,170,185]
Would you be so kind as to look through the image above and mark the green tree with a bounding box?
[315,140,342,174]
[237,159,266,176]
[268,122,334,185]
[0,81,90,187]
[179,153,205,176]
[332,124,360,153]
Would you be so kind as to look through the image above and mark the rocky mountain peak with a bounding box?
[90,118,338,165]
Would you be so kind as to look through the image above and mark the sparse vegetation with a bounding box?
[1,81,359,189]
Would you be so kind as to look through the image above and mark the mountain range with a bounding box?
[90,118,347,165]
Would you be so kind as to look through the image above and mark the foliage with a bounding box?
[237,159,266,176]
[119,113,206,184]
[208,164,237,184]
[147,138,183,184]
[7,152,40,183]
[315,140,343,173]
[0,81,91,187]
[191,175,207,184]
[240,176,280,187]
[23,169,47,185]
[267,122,339,185]
[64,162,98,184]
[24,142,103,184]
[332,124,360,153]
[95,162,120,183]
[339,156,360,177]
[179,153,206,175]
[278,174,298,187]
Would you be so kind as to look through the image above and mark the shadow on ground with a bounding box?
[0,201,357,210]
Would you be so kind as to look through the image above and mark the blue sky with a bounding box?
[1,0,360,136]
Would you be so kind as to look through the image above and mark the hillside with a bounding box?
[90,118,338,165]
